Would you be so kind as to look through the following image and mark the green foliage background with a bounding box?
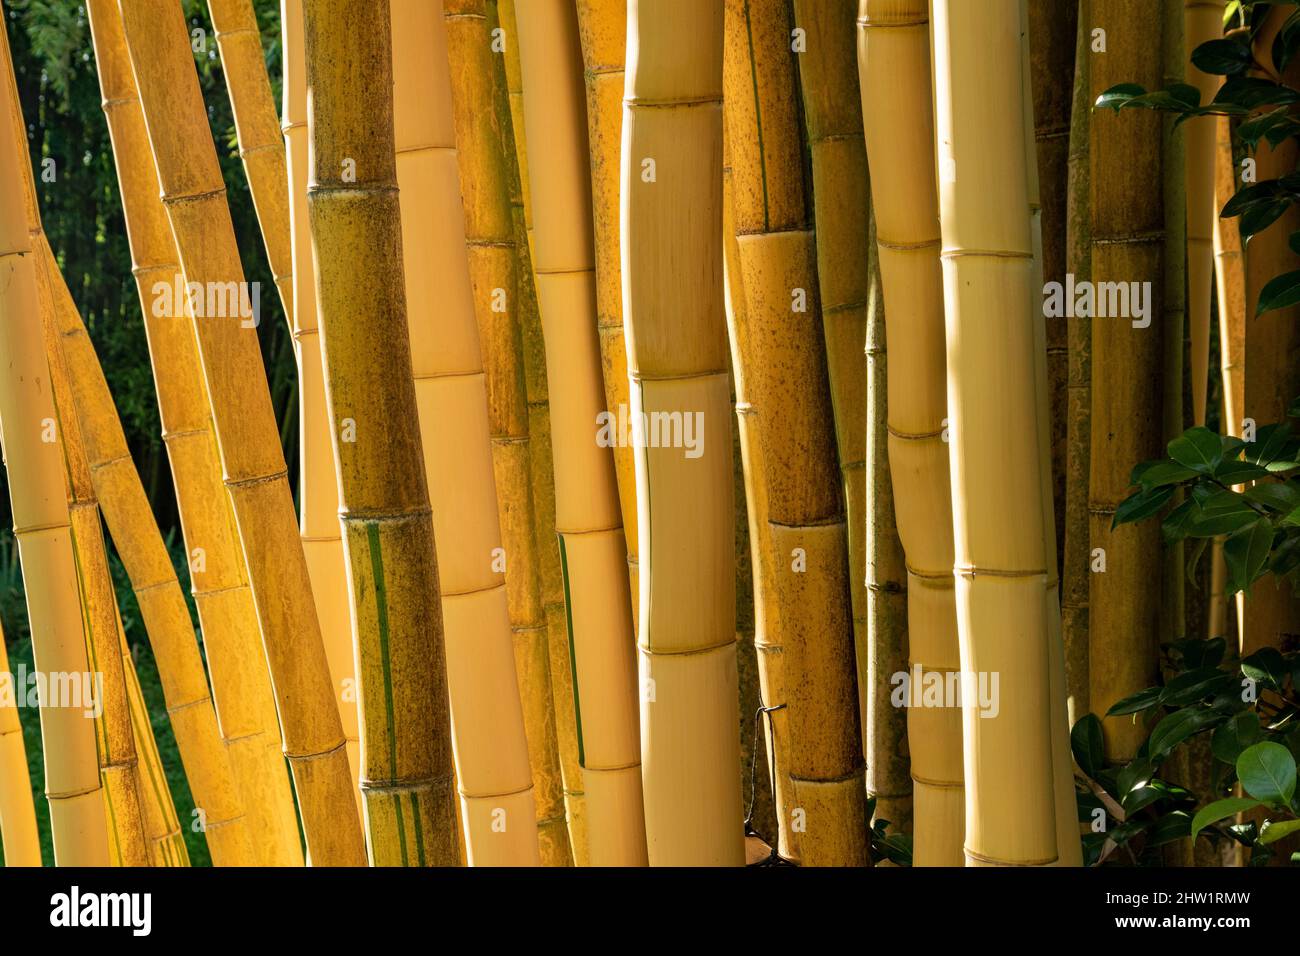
[0,0,297,866]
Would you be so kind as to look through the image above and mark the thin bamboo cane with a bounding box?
[0,624,41,865]
[207,0,293,324]
[118,0,365,865]
[279,0,361,817]
[491,0,589,862]
[864,202,913,836]
[1238,11,1300,657]
[511,0,646,866]
[575,0,639,620]
[1029,0,1078,585]
[444,0,573,867]
[388,0,539,866]
[1089,0,1165,763]
[624,0,744,867]
[791,0,872,790]
[722,0,866,867]
[87,0,304,865]
[0,39,109,865]
[932,0,1059,866]
[1020,0,1081,867]
[301,0,459,868]
[858,0,964,866]
[1186,1,1223,427]
[1062,0,1091,725]
[34,248,148,868]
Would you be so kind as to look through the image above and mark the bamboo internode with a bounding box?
[0,624,41,865]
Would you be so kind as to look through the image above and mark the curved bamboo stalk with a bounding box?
[492,0,589,862]
[1185,1,1223,427]
[208,0,294,324]
[575,0,639,621]
[792,0,872,790]
[388,0,539,866]
[858,0,964,866]
[624,0,744,867]
[933,0,1059,865]
[516,0,646,868]
[118,0,365,865]
[1062,0,1091,725]
[302,0,460,868]
[722,0,866,867]
[1020,0,1081,867]
[0,624,41,865]
[280,0,361,819]
[0,41,109,865]
[1239,11,1300,657]
[1089,0,1165,763]
[864,203,913,835]
[444,0,573,867]
[120,626,190,866]
[87,0,304,865]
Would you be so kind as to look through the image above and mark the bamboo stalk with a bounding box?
[722,0,866,867]
[492,0,589,862]
[858,0,964,866]
[207,0,293,324]
[301,0,460,868]
[1185,1,1223,427]
[932,0,1059,865]
[1089,0,1165,763]
[279,0,361,817]
[575,0,639,620]
[791,0,873,794]
[87,0,304,866]
[444,0,573,867]
[1062,0,1091,726]
[0,624,41,865]
[624,0,744,867]
[119,0,365,865]
[512,0,646,866]
[864,202,913,835]
[0,31,109,865]
[1021,0,1082,866]
[387,0,539,866]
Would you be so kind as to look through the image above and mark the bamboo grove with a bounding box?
[0,0,1298,869]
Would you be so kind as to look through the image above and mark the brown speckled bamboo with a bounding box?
[88,0,304,865]
[858,0,964,865]
[444,0,573,867]
[120,0,365,865]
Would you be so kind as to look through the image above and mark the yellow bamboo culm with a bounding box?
[87,0,304,865]
[280,0,361,816]
[0,38,110,866]
[722,0,867,867]
[1185,1,1224,426]
[575,0,640,621]
[1089,0,1165,762]
[515,0,647,868]
[118,0,366,865]
[0,624,41,866]
[208,0,294,324]
[623,0,744,867]
[35,247,149,868]
[1020,0,1081,867]
[791,0,872,789]
[931,0,1059,866]
[444,0,574,867]
[120,623,190,866]
[493,0,590,862]
[301,0,459,867]
[858,0,964,866]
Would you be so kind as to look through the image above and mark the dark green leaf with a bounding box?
[1146,811,1192,847]
[1245,481,1300,512]
[1113,484,1175,529]
[1224,518,1275,593]
[1243,423,1294,466]
[1237,741,1297,805]
[1106,686,1163,717]
[1214,460,1272,484]
[1168,426,1225,472]
[1256,269,1300,315]
[1161,667,1235,706]
[1071,714,1105,779]
[1242,647,1288,690]
[1149,707,1224,760]
[1241,198,1292,239]
[1213,711,1264,764]
[1095,83,1147,110]
[1192,37,1254,75]
[1131,459,1198,489]
[1161,497,1200,543]
[1191,797,1262,840]
[1188,490,1258,537]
